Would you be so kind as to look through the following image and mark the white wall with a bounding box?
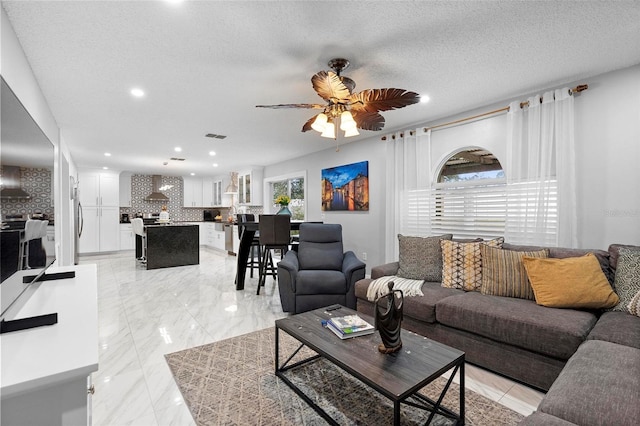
[264,139,387,271]
[1,7,77,266]
[265,63,640,271]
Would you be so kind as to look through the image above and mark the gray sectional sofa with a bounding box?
[355,243,640,425]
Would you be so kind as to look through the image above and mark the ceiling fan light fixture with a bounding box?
[311,113,328,132]
[339,111,356,131]
[344,127,360,137]
[321,122,335,138]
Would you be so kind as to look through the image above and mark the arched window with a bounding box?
[438,148,504,183]
[430,148,507,239]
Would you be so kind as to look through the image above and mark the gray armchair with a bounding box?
[277,223,366,314]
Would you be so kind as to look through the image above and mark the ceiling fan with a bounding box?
[256,58,421,139]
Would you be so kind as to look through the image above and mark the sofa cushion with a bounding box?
[403,282,463,323]
[397,234,452,281]
[538,340,640,426]
[587,311,640,349]
[435,291,597,359]
[480,245,548,300]
[441,237,504,291]
[523,254,619,309]
[611,248,640,312]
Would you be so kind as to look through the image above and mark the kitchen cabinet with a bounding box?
[203,179,223,207]
[119,223,134,250]
[183,177,203,207]
[119,172,132,207]
[80,206,119,253]
[198,223,225,251]
[238,167,264,206]
[79,171,120,253]
[79,171,119,207]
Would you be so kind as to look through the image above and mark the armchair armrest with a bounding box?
[342,251,366,288]
[277,250,300,313]
[278,250,299,273]
[371,261,400,279]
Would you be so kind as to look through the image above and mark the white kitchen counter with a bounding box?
[1,264,98,425]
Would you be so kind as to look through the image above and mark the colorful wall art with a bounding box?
[321,161,369,211]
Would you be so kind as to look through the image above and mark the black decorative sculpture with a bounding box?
[374,281,404,354]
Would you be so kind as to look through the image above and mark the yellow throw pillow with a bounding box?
[522,253,619,309]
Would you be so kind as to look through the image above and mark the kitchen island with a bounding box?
[136,223,199,270]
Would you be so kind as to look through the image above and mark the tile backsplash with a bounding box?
[1,167,54,219]
[119,175,262,221]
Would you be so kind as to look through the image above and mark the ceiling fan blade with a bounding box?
[352,111,385,131]
[301,114,319,132]
[255,103,325,109]
[311,71,351,103]
[349,89,421,113]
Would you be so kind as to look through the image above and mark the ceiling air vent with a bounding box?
[170,157,186,161]
[205,133,227,139]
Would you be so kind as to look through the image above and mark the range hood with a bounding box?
[1,166,31,199]
[144,175,169,201]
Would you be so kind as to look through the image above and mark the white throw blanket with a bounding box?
[366,275,425,302]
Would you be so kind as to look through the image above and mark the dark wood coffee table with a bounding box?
[275,306,465,425]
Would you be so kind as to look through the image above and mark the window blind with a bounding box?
[402,179,558,244]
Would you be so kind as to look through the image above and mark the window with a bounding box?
[404,148,507,239]
[403,148,558,244]
[269,175,305,220]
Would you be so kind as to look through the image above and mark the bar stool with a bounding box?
[237,213,261,278]
[131,218,146,263]
[258,214,291,294]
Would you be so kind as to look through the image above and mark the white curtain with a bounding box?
[505,88,577,247]
[385,129,432,261]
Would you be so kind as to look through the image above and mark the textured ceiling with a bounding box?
[3,1,640,177]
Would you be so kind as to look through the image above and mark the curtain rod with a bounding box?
[380,84,588,140]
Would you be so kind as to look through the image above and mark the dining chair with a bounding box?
[258,214,291,295]
[237,213,261,278]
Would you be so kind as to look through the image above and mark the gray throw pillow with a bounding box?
[397,234,453,281]
[612,247,640,312]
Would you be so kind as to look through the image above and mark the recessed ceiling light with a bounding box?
[420,94,430,103]
[130,88,145,98]
[212,163,218,167]
[103,166,109,170]
[104,152,111,157]
[190,172,195,176]
[174,147,182,152]
[209,151,216,156]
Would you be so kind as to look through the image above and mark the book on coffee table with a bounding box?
[327,314,374,339]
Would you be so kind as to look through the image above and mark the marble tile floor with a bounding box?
[83,249,544,426]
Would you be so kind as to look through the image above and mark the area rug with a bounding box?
[165,327,524,425]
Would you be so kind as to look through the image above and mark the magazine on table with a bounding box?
[327,314,374,339]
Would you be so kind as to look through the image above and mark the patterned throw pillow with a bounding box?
[612,248,640,312]
[397,234,453,281]
[480,245,549,300]
[441,237,504,291]
[629,290,640,317]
